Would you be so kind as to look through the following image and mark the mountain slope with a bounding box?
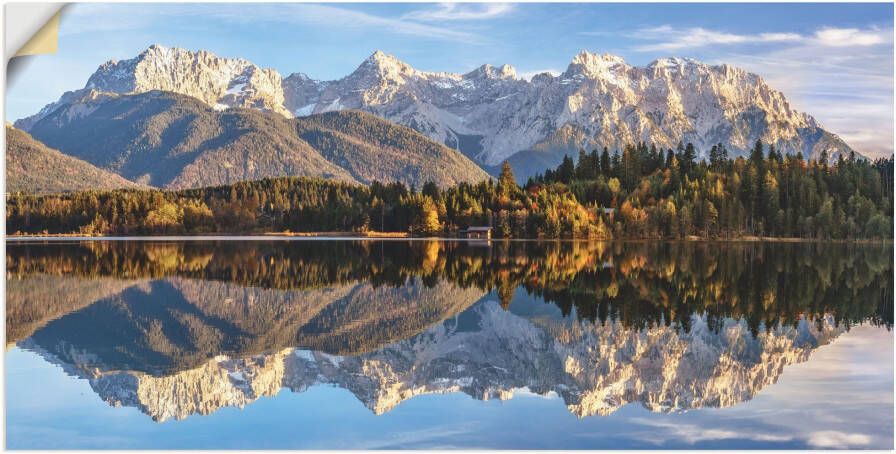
[17,45,857,180]
[24,91,489,189]
[6,125,143,193]
[296,110,492,188]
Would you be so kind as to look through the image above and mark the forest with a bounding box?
[6,140,893,239]
[531,141,893,239]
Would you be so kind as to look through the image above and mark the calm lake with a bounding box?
[5,239,893,449]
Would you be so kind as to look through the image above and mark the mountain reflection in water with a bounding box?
[6,240,892,422]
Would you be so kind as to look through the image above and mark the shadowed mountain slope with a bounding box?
[6,126,143,194]
[24,91,489,189]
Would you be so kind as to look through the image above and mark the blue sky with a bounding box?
[6,2,894,157]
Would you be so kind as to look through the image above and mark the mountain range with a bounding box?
[20,90,489,189]
[16,44,856,181]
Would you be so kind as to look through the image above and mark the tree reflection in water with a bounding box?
[6,240,892,420]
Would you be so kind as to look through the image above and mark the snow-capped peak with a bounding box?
[565,50,629,77]
[356,50,416,79]
[649,56,701,67]
[64,45,290,118]
[18,46,857,169]
[465,63,518,80]
[285,72,315,82]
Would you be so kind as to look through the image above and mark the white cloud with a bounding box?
[632,26,801,52]
[807,431,873,448]
[814,27,886,47]
[403,3,514,22]
[630,24,888,52]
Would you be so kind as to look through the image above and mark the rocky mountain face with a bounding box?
[22,90,489,189]
[292,50,854,178]
[17,45,855,180]
[16,44,289,132]
[24,299,848,421]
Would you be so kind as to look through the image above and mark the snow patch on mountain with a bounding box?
[17,46,856,168]
[280,50,854,165]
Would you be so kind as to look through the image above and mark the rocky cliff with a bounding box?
[16,46,855,179]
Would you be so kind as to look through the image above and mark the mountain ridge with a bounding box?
[22,90,490,189]
[16,45,857,179]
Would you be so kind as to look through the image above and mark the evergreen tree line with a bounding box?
[6,140,893,239]
[531,140,893,239]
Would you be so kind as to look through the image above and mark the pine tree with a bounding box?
[575,148,588,179]
[589,148,601,179]
[681,143,697,176]
[600,147,611,176]
[498,161,517,198]
[750,140,765,166]
[557,155,575,183]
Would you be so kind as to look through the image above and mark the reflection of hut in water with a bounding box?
[460,226,492,240]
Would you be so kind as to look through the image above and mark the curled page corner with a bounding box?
[5,3,65,60]
[14,10,60,57]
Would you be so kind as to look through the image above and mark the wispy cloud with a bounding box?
[628,24,889,52]
[813,27,886,47]
[807,430,873,448]
[632,25,800,51]
[403,3,514,22]
[60,3,482,44]
[274,4,480,43]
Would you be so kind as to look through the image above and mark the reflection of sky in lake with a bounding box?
[6,240,892,449]
[6,321,892,450]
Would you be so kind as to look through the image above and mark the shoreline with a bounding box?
[5,233,892,244]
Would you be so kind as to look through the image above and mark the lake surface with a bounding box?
[5,239,893,449]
